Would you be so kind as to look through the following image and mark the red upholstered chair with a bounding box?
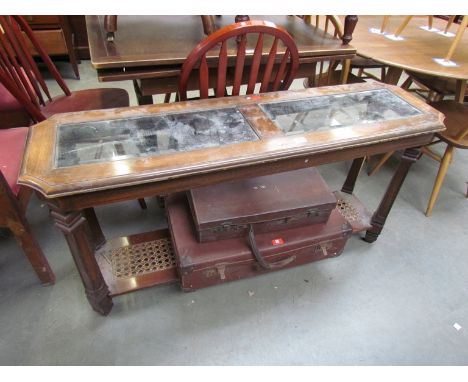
[177,20,300,101]
[0,127,55,285]
[0,15,129,128]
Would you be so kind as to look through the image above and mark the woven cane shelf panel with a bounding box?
[336,199,359,222]
[103,238,176,279]
[333,191,373,233]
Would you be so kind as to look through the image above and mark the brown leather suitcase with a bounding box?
[166,193,352,292]
[187,168,337,243]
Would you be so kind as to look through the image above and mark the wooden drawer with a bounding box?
[26,29,68,56]
[22,15,61,27]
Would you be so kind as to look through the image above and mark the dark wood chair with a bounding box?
[177,19,300,101]
[0,127,55,285]
[0,15,129,128]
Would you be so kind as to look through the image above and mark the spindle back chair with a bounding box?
[0,15,129,127]
[178,20,300,101]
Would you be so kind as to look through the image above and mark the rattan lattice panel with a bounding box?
[336,198,359,222]
[103,238,176,279]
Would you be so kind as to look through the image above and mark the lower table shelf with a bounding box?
[94,191,372,296]
[96,228,179,296]
[334,191,373,233]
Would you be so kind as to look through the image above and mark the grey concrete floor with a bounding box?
[1,61,467,365]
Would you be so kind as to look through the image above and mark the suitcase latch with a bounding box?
[215,263,227,280]
[307,208,320,217]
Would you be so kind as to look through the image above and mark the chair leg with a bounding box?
[380,67,387,82]
[138,198,147,209]
[133,79,153,105]
[8,218,55,285]
[368,151,395,176]
[425,145,454,217]
[401,76,413,90]
[340,59,351,84]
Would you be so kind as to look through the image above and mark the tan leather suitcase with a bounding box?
[187,168,337,242]
[166,193,352,292]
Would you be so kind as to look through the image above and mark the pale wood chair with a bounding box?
[369,101,468,216]
[301,15,385,86]
[423,101,468,216]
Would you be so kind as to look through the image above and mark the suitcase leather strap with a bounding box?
[248,224,297,270]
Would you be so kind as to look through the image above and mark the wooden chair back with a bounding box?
[178,20,300,101]
[300,16,358,87]
[0,15,71,123]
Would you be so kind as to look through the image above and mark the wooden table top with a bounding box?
[86,15,356,70]
[352,16,468,80]
[19,82,444,199]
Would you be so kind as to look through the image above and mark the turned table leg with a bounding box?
[50,207,113,315]
[364,147,420,243]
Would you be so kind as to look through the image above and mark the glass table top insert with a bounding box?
[55,107,259,168]
[259,89,422,135]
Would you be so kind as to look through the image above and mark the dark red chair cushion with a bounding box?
[42,88,130,118]
[0,82,32,129]
[0,127,29,196]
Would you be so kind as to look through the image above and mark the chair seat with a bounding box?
[0,82,32,128]
[41,88,130,118]
[430,101,468,149]
[0,127,29,196]
[407,70,468,99]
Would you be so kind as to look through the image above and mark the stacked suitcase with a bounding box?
[166,168,353,292]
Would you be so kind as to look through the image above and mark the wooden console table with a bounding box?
[18,82,444,315]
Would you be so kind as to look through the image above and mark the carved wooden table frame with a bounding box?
[19,82,445,315]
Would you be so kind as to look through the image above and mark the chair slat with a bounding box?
[260,37,279,93]
[10,19,51,102]
[247,33,264,94]
[0,28,39,107]
[13,16,71,96]
[232,34,247,96]
[0,43,25,94]
[2,19,47,106]
[216,40,228,98]
[199,55,209,99]
[272,48,289,90]
[178,20,299,101]
[0,67,45,122]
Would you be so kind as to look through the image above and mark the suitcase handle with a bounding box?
[248,224,296,270]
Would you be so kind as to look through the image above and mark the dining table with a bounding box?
[18,81,444,315]
[85,15,357,104]
[351,15,468,102]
